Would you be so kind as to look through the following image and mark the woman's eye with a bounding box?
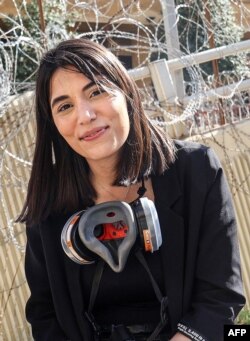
[90,87,106,99]
[58,103,72,113]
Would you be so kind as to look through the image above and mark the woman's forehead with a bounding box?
[49,66,121,102]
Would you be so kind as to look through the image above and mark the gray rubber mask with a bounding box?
[61,198,162,272]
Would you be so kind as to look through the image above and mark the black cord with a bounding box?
[137,177,147,198]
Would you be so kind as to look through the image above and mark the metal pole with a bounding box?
[37,0,46,33]
[167,39,250,71]
[160,0,185,101]
[129,39,250,80]
[204,1,225,125]
[182,78,250,106]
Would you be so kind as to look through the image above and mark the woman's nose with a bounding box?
[76,101,96,124]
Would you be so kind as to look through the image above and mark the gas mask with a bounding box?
[61,197,162,272]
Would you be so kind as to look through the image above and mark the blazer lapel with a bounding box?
[152,164,185,330]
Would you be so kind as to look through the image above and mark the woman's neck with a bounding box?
[90,174,154,204]
[87,160,154,204]
[88,159,117,188]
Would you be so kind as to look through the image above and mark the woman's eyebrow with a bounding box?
[50,80,96,109]
[51,95,68,109]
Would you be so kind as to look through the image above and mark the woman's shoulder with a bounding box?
[173,139,220,167]
[167,139,222,187]
[27,210,74,233]
[174,139,209,155]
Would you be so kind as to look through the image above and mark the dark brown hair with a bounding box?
[18,38,175,225]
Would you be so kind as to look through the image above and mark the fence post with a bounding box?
[156,0,187,138]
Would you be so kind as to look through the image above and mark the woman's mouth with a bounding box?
[79,126,109,141]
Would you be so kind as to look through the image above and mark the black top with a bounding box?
[81,249,164,325]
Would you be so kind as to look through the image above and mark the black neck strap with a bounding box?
[135,249,168,341]
[85,260,105,336]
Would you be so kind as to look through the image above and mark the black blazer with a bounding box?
[25,140,245,341]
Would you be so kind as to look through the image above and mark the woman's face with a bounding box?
[50,67,130,168]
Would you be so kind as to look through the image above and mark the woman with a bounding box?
[19,38,245,341]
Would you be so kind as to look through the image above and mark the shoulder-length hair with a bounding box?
[18,38,175,225]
